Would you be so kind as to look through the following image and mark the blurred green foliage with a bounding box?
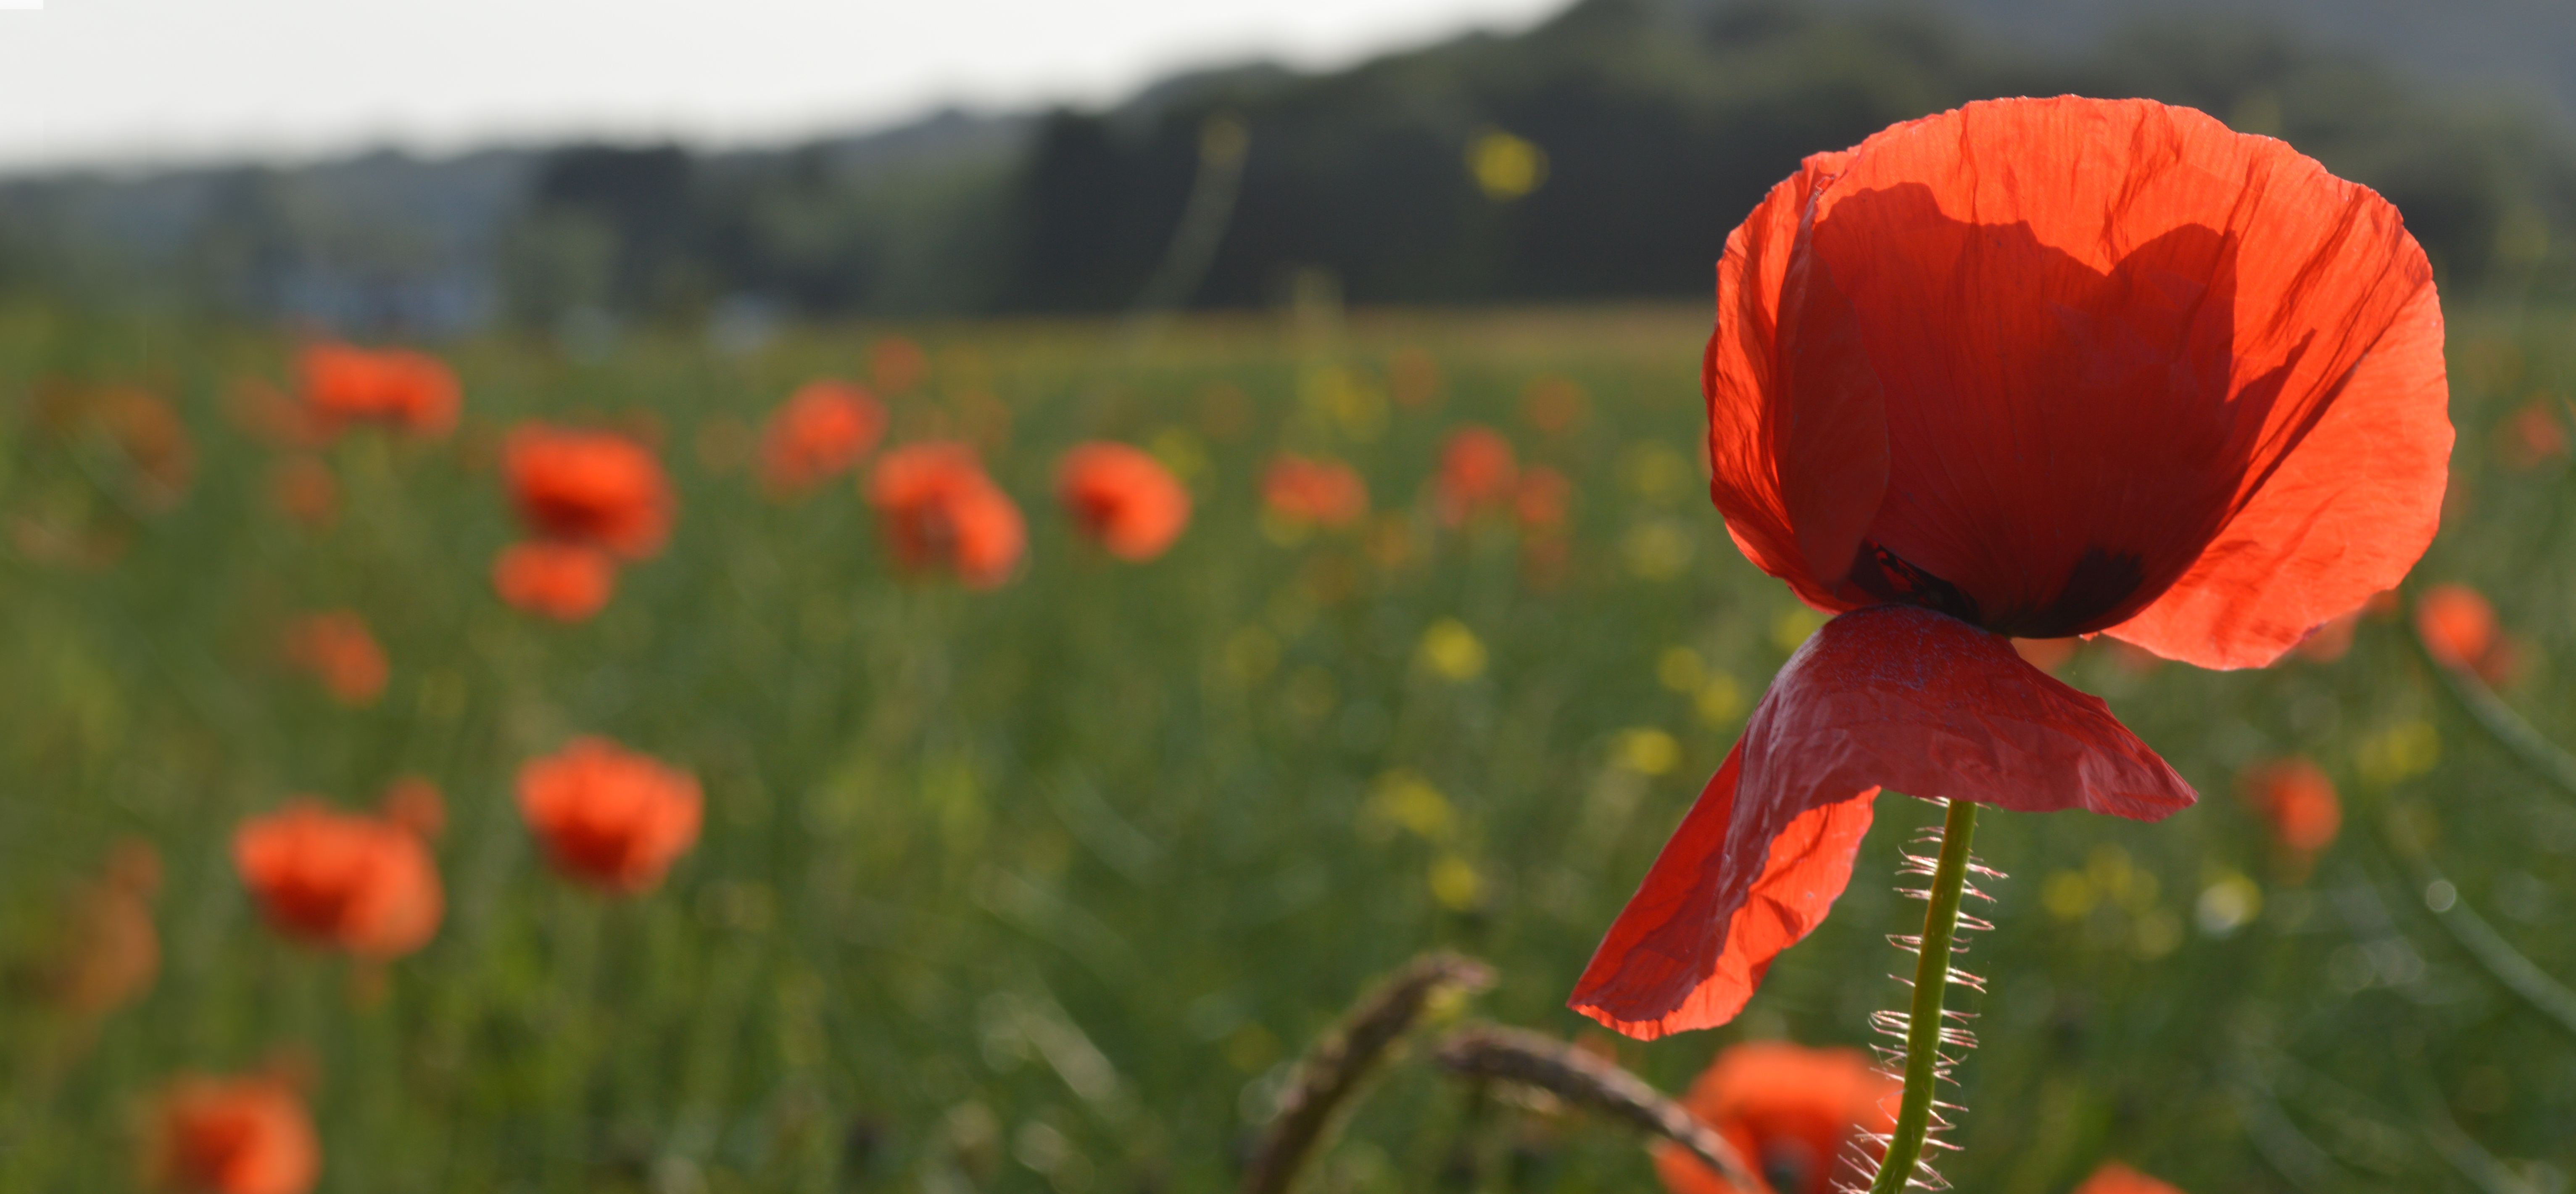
[0,297,2569,1194]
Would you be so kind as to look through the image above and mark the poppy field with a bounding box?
[0,285,2571,1194]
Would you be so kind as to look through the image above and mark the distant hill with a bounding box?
[0,0,2568,331]
[1822,0,2576,129]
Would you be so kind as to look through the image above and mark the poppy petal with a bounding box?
[1571,743,1878,1040]
[2107,279,2447,668]
[1706,148,1882,612]
[1572,605,2193,1038]
[1804,98,2442,639]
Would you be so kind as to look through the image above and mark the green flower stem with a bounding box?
[1871,797,1980,1194]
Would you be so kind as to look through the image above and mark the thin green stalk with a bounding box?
[1871,798,1979,1194]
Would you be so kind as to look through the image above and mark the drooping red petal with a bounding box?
[1571,605,2194,1038]
[1568,742,1879,1041]
[1705,149,1882,613]
[1794,98,2442,641]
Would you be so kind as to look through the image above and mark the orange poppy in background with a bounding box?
[2238,757,2340,867]
[378,777,446,842]
[233,800,441,959]
[281,612,388,707]
[1653,1041,1897,1194]
[148,1071,320,1194]
[1262,454,1369,528]
[49,838,161,1016]
[2416,583,2515,685]
[1057,441,1191,562]
[759,378,886,496]
[517,737,703,894]
[867,443,1026,588]
[491,541,618,623]
[1436,424,1519,526]
[99,387,197,510]
[297,342,458,438]
[1512,465,1572,535]
[503,424,675,559]
[2071,1162,2185,1194]
[1573,97,2449,1039]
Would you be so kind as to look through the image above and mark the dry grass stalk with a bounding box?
[1431,1021,1760,1192]
[1239,952,1497,1194]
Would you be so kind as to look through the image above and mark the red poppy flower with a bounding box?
[233,800,441,959]
[503,424,675,560]
[1572,98,2448,1039]
[491,541,618,623]
[1262,455,1369,528]
[1513,466,1572,534]
[1436,425,1519,526]
[2238,756,2340,862]
[148,1072,320,1194]
[759,379,886,496]
[2071,1162,2185,1194]
[297,342,458,438]
[867,443,1026,588]
[1057,441,1191,561]
[517,737,703,894]
[281,612,388,707]
[1653,1041,1897,1194]
[2416,583,2515,684]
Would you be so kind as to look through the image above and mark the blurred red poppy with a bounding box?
[99,387,197,510]
[867,443,1026,588]
[504,424,674,559]
[1653,1041,1897,1194]
[1262,455,1369,528]
[2416,583,2516,684]
[49,839,161,1015]
[2238,757,2340,869]
[1058,442,1191,562]
[1574,97,2449,1038]
[1513,466,1572,534]
[281,612,388,707]
[1436,425,1519,526]
[379,777,446,841]
[148,1072,320,1194]
[2072,1162,2185,1194]
[492,541,618,623]
[517,737,703,894]
[760,379,886,497]
[297,343,458,438]
[233,800,441,959]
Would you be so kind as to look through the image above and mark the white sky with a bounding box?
[0,0,1564,173]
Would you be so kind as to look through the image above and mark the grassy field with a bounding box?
[0,297,2570,1194]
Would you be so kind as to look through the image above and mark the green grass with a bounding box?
[0,299,2570,1193]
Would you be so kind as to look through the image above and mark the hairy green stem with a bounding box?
[1871,798,1979,1194]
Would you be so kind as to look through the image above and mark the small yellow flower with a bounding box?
[1420,618,1487,681]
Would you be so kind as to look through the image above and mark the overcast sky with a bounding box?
[0,0,1563,172]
